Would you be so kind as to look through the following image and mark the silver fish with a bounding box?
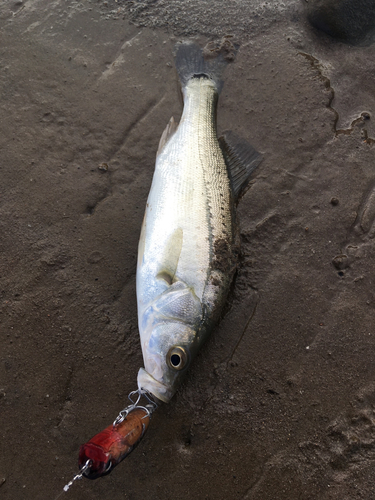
[136,42,262,403]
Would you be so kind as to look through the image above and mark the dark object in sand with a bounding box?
[306,0,375,44]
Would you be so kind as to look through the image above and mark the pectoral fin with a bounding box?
[156,227,183,285]
[219,130,262,201]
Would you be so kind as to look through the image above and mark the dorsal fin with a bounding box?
[156,227,183,285]
[219,130,262,201]
[157,116,178,156]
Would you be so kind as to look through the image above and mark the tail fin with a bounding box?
[174,40,237,93]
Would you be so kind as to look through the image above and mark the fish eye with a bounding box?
[167,346,188,370]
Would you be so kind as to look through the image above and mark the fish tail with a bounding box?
[174,39,237,93]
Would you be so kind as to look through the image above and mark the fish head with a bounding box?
[138,321,197,403]
[138,281,203,402]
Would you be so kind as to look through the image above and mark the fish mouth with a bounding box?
[137,367,175,403]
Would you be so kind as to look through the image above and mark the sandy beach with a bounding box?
[1,1,375,498]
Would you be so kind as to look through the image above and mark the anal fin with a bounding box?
[157,116,178,156]
[219,130,262,201]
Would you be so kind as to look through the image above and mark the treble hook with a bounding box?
[113,388,158,426]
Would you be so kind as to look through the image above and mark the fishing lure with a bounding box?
[56,394,155,496]
[77,391,157,480]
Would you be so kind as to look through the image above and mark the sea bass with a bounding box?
[136,42,262,403]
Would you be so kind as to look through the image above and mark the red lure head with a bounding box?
[79,438,112,479]
[78,408,150,479]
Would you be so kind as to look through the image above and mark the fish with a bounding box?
[76,41,262,482]
[136,41,262,403]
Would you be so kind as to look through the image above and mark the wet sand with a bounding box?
[1,1,375,499]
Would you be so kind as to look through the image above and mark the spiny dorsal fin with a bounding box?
[219,130,262,201]
[157,116,178,156]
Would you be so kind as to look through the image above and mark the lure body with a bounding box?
[78,408,150,479]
